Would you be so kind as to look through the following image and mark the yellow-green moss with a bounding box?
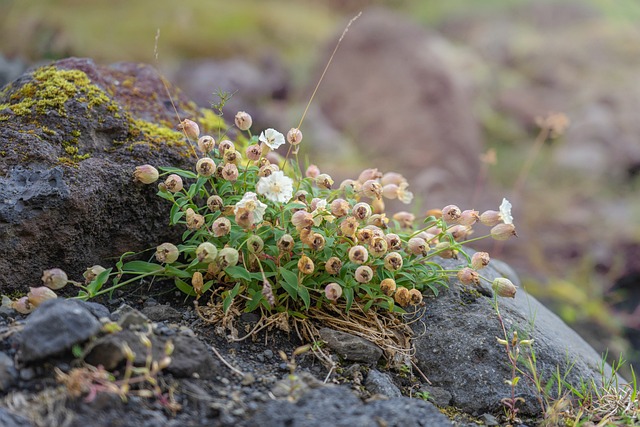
[129,118,188,148]
[198,108,227,134]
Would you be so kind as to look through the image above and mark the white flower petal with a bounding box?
[499,198,513,225]
[259,128,286,150]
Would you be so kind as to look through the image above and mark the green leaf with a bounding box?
[170,203,183,225]
[121,261,164,273]
[156,190,175,202]
[279,267,299,299]
[164,265,193,279]
[343,287,354,311]
[363,298,375,312]
[86,267,112,296]
[224,266,252,281]
[246,291,264,312]
[174,278,196,296]
[298,285,310,310]
[223,283,241,313]
[159,166,197,179]
[116,251,136,273]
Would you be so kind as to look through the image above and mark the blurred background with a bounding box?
[2,0,639,373]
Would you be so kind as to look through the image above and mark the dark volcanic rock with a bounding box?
[364,369,402,398]
[0,57,218,292]
[319,328,383,365]
[412,252,613,416]
[17,299,101,364]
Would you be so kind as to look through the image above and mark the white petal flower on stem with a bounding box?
[311,199,335,226]
[259,128,286,150]
[397,182,414,204]
[256,171,294,204]
[499,198,513,225]
[234,192,267,224]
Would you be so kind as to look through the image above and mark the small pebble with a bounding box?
[19,368,35,381]
[263,349,273,359]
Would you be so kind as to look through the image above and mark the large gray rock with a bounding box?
[319,328,383,365]
[0,57,213,292]
[244,385,452,427]
[412,253,611,416]
[311,8,482,208]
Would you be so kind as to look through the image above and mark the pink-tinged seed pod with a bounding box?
[380,278,397,296]
[492,278,517,298]
[212,217,231,237]
[41,268,68,290]
[340,179,361,193]
[471,252,490,270]
[394,287,411,306]
[305,164,320,178]
[479,210,501,226]
[221,163,239,181]
[28,287,57,307]
[457,267,480,286]
[459,209,479,226]
[490,223,517,241]
[185,208,205,230]
[247,235,264,254]
[393,211,415,229]
[324,283,342,302]
[382,184,399,200]
[218,247,239,268]
[308,233,326,251]
[354,265,373,283]
[277,234,294,253]
[384,252,403,271]
[164,174,183,193]
[369,236,388,257]
[177,119,200,140]
[133,165,159,184]
[298,255,315,275]
[325,257,343,275]
[235,207,255,230]
[384,233,402,250]
[218,140,235,157]
[434,241,456,259]
[340,216,358,238]
[207,195,224,212]
[367,214,389,229]
[245,144,262,161]
[362,180,382,199]
[196,242,218,263]
[12,296,33,314]
[358,168,382,184]
[356,228,374,245]
[349,245,369,264]
[352,202,372,221]
[287,128,303,145]
[223,149,241,166]
[330,199,350,218]
[294,190,308,204]
[197,135,215,153]
[442,205,462,224]
[83,265,107,284]
[192,272,204,296]
[292,210,314,229]
[156,243,180,264]
[316,174,334,189]
[235,111,253,131]
[408,237,429,256]
[448,225,472,242]
[195,157,216,177]
[408,289,423,305]
[381,172,406,186]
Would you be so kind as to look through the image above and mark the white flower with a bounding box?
[397,182,414,204]
[235,192,267,224]
[259,128,286,150]
[499,198,513,225]
[256,171,293,204]
[311,199,335,226]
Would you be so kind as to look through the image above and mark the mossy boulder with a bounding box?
[0,57,224,293]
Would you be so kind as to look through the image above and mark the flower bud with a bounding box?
[408,288,423,305]
[352,202,372,221]
[442,205,462,224]
[218,247,240,268]
[28,286,57,307]
[381,172,406,186]
[340,216,358,238]
[393,211,415,229]
[362,180,382,199]
[330,199,350,218]
[246,144,262,161]
[384,233,402,250]
[479,210,501,226]
[177,119,200,140]
[218,140,235,157]
[196,242,218,263]
[133,165,159,184]
[434,241,457,259]
[380,278,397,296]
[369,236,388,258]
[457,267,480,286]
[459,209,479,226]
[305,164,320,178]
[356,228,374,245]
[471,252,490,270]
[163,174,183,193]
[192,272,204,295]
[195,157,216,177]
[490,223,517,241]
[247,235,264,254]
[492,277,517,298]
[308,233,325,251]
[207,195,224,212]
[41,268,68,290]
[340,179,361,193]
[324,283,342,302]
[394,287,411,306]
[221,163,239,181]
[408,237,429,256]
[448,225,472,242]
[316,173,334,189]
[212,217,231,237]
[298,255,315,275]
[277,234,294,253]
[235,111,253,131]
[156,243,180,264]
[84,265,107,284]
[382,184,399,200]
[185,208,205,230]
[354,265,373,283]
[358,168,382,184]
[325,257,343,275]
[287,128,303,145]
[348,245,369,264]
[12,296,33,314]
[291,210,314,229]
[384,252,403,271]
[197,135,215,153]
